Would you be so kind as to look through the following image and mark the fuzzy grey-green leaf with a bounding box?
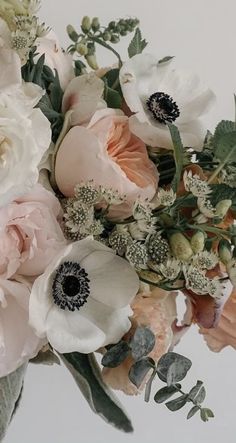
[187,405,200,420]
[101,341,130,368]
[157,352,192,383]
[154,384,181,403]
[128,358,154,388]
[188,380,203,401]
[165,394,188,412]
[130,326,155,361]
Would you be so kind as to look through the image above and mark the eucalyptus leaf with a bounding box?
[61,352,133,433]
[130,326,155,361]
[166,360,190,386]
[154,384,181,404]
[158,56,174,64]
[165,394,188,412]
[195,386,206,404]
[101,341,130,368]
[128,357,154,388]
[188,380,203,401]
[168,124,184,192]
[157,352,192,383]
[187,405,200,420]
[128,28,148,58]
[0,364,27,441]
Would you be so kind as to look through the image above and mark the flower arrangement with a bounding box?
[0,0,236,439]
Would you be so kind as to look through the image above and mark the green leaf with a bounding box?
[214,120,236,144]
[101,341,130,368]
[158,56,174,64]
[0,364,27,441]
[74,59,87,77]
[61,352,133,433]
[128,28,148,58]
[128,357,154,388]
[200,407,214,422]
[103,68,122,93]
[187,405,200,420]
[157,352,192,383]
[195,386,206,404]
[130,326,155,361]
[104,85,122,108]
[188,380,203,401]
[154,384,181,403]
[165,394,188,411]
[213,121,236,164]
[166,360,191,386]
[210,184,236,207]
[168,124,185,192]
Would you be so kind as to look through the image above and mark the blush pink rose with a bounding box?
[0,278,45,377]
[102,287,177,395]
[55,109,158,219]
[0,184,66,279]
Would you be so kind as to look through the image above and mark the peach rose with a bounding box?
[55,109,158,219]
[0,184,66,279]
[102,287,177,395]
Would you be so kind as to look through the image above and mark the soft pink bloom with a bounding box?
[0,184,66,279]
[55,108,158,219]
[200,289,236,351]
[0,278,45,377]
[102,287,177,395]
[36,31,74,90]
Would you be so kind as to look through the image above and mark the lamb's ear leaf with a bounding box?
[0,364,27,441]
[61,352,133,433]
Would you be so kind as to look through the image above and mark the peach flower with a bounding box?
[200,289,236,351]
[102,287,177,395]
[55,109,158,219]
[0,184,66,279]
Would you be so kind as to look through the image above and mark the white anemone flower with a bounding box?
[29,238,139,353]
[119,54,215,150]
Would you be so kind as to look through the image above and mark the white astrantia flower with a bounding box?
[191,251,218,270]
[183,170,212,197]
[132,199,152,221]
[119,54,215,150]
[159,258,182,281]
[183,265,210,295]
[29,238,139,353]
[197,197,216,218]
[152,187,176,207]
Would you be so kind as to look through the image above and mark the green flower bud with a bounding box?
[218,239,232,264]
[81,16,91,33]
[76,43,88,56]
[170,232,193,262]
[215,199,232,218]
[108,21,116,30]
[85,54,99,70]
[91,17,100,32]
[190,231,206,254]
[67,24,79,42]
[102,31,111,41]
[110,34,120,43]
[120,28,128,36]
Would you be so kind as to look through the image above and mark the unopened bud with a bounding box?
[67,24,79,42]
[218,239,232,264]
[170,232,193,262]
[108,21,116,30]
[81,16,91,33]
[76,43,88,56]
[103,31,111,41]
[215,199,232,218]
[190,231,206,254]
[91,17,100,31]
[110,34,120,43]
[85,54,99,70]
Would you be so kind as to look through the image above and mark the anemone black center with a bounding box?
[62,275,81,297]
[146,92,180,124]
[52,261,90,311]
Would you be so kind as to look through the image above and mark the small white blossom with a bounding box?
[109,230,131,256]
[183,170,212,197]
[197,197,216,218]
[147,234,170,264]
[159,258,182,281]
[191,251,218,270]
[132,199,152,221]
[128,217,157,241]
[207,279,224,299]
[74,181,101,206]
[184,266,210,295]
[126,241,149,269]
[100,187,126,205]
[153,188,176,208]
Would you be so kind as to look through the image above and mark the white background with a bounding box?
[5,0,236,442]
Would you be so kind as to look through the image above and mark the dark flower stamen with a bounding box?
[146,92,180,124]
[52,261,90,311]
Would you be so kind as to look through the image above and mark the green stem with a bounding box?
[88,35,123,68]
[186,223,231,237]
[207,145,236,184]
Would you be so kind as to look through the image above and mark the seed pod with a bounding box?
[76,43,88,56]
[81,16,91,33]
[169,232,193,262]
[85,54,99,70]
[218,239,232,264]
[67,24,79,42]
[190,231,205,254]
[102,31,111,41]
[91,17,100,32]
[215,199,232,218]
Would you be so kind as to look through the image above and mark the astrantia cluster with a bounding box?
[1,2,236,439]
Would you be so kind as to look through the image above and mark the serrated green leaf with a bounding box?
[154,384,181,403]
[214,120,236,144]
[200,407,214,422]
[157,352,192,383]
[214,131,236,163]
[128,357,154,388]
[210,184,236,207]
[62,353,133,433]
[187,405,200,420]
[101,341,130,368]
[158,56,174,64]
[128,28,148,58]
[130,326,155,361]
[188,380,203,401]
[0,364,27,441]
[168,124,184,192]
[165,394,188,411]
